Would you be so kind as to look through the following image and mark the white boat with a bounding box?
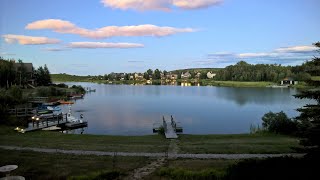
[65,106,87,128]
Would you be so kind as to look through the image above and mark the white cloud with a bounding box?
[43,48,69,51]
[26,19,196,39]
[275,45,318,53]
[101,0,222,11]
[205,44,317,66]
[0,52,16,56]
[173,0,222,9]
[237,52,275,58]
[2,34,60,45]
[68,42,144,49]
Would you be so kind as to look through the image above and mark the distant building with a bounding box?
[281,77,298,85]
[166,73,178,80]
[195,72,201,79]
[207,72,216,79]
[134,73,144,80]
[181,71,191,79]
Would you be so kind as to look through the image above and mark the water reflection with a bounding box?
[61,82,313,135]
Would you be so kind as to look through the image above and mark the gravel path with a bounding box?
[0,145,304,159]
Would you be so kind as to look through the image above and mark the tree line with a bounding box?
[102,61,314,82]
[0,57,52,88]
[214,61,311,82]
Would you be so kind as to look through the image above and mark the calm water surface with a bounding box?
[61,82,312,135]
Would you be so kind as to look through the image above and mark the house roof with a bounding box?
[283,77,294,81]
[14,63,33,73]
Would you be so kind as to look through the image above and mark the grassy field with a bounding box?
[0,126,300,154]
[51,74,92,82]
[0,126,169,153]
[0,149,150,180]
[311,76,320,81]
[177,133,300,154]
[149,159,237,179]
[201,80,274,87]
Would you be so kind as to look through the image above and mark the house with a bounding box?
[280,77,298,85]
[181,71,191,79]
[14,62,35,85]
[195,72,201,79]
[207,72,216,79]
[134,73,144,80]
[166,73,178,80]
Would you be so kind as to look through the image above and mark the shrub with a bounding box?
[37,86,65,97]
[157,167,223,180]
[262,111,297,135]
[71,85,86,94]
[224,157,319,180]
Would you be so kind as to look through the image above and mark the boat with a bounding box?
[58,100,74,104]
[42,101,60,106]
[86,87,96,92]
[47,106,61,111]
[69,94,84,99]
[64,106,87,128]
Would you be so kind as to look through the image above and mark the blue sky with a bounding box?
[0,0,319,75]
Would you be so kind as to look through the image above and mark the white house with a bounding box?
[207,72,216,79]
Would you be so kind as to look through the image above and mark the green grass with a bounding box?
[201,80,274,87]
[0,126,169,153]
[177,133,301,154]
[150,159,236,180]
[0,126,300,154]
[311,76,320,81]
[51,74,93,82]
[0,149,150,180]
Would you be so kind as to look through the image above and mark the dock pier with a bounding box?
[20,113,67,133]
[153,116,183,139]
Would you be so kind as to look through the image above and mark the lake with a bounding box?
[61,82,312,135]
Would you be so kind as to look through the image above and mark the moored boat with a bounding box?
[58,100,74,104]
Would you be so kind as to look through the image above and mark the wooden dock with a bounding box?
[162,116,183,139]
[20,114,67,133]
[8,108,35,117]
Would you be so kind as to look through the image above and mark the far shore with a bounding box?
[52,78,311,88]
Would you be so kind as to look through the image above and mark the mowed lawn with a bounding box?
[177,134,301,154]
[0,126,301,154]
[0,126,169,153]
[0,149,150,180]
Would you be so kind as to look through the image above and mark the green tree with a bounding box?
[294,42,320,157]
[147,69,153,76]
[34,65,52,86]
[143,72,149,80]
[262,111,297,135]
[153,69,161,80]
[0,57,16,88]
[16,59,28,87]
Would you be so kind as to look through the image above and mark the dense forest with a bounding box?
[214,61,311,82]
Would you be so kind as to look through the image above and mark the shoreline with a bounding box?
[52,79,310,88]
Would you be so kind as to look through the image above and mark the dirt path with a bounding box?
[124,139,179,179]
[0,145,304,159]
[124,158,166,180]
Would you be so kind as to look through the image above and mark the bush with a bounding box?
[157,167,223,180]
[224,157,319,180]
[71,85,86,94]
[262,111,297,135]
[37,86,65,97]
[54,83,69,88]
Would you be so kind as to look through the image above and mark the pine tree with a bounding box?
[294,42,320,158]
